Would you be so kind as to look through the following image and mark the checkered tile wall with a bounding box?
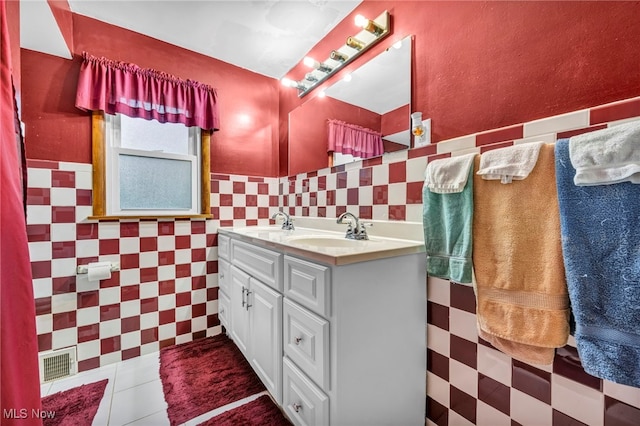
[26,96,640,423]
[27,163,280,372]
[427,277,640,426]
[278,96,640,425]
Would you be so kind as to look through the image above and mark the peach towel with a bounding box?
[472,143,570,365]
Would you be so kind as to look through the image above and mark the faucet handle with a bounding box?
[351,221,371,240]
[285,218,295,231]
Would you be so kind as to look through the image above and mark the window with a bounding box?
[91,112,211,219]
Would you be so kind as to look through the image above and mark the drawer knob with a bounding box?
[293,402,302,413]
[294,336,303,345]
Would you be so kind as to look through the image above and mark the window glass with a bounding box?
[119,154,192,210]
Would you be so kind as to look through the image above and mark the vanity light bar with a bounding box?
[282,10,390,98]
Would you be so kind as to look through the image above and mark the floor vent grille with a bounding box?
[39,347,77,383]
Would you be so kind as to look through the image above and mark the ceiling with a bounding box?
[20,0,363,79]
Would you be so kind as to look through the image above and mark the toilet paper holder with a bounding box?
[76,262,120,275]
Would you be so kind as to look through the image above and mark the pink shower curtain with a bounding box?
[1,0,43,423]
[75,52,220,130]
[327,119,384,159]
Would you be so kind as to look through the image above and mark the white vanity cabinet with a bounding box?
[217,257,231,330]
[217,235,231,331]
[218,234,283,404]
[218,228,426,426]
[281,253,426,426]
[229,265,251,356]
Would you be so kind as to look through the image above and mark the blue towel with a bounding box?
[555,138,640,387]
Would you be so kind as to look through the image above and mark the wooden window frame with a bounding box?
[89,111,212,220]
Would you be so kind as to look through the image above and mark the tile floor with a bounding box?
[39,350,269,426]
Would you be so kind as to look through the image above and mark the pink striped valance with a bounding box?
[75,52,220,130]
[327,119,384,159]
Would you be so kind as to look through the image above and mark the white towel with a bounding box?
[476,142,544,184]
[569,121,640,186]
[424,153,476,194]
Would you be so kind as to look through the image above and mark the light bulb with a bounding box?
[354,14,368,28]
[281,78,306,90]
[303,56,319,69]
[354,14,385,36]
[303,56,332,73]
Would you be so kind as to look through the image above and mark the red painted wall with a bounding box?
[18,2,640,177]
[280,1,640,176]
[22,50,91,162]
[289,95,381,175]
[22,13,280,177]
[6,0,19,92]
[381,104,409,137]
[48,0,74,54]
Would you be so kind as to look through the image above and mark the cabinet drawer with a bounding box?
[218,258,230,295]
[218,234,231,261]
[231,239,282,291]
[218,290,231,330]
[283,356,329,426]
[284,255,330,317]
[283,299,330,390]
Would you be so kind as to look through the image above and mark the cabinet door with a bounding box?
[229,265,250,358]
[248,278,283,404]
[218,258,231,295]
[218,234,231,261]
[218,289,231,332]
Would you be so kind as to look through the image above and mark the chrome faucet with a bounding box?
[336,212,371,240]
[271,210,295,230]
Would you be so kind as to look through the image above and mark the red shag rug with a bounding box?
[41,379,108,426]
[159,334,266,425]
[197,395,291,426]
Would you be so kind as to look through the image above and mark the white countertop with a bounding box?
[218,219,425,266]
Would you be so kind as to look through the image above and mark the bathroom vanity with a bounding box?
[217,219,426,426]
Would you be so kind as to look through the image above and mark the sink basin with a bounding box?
[231,226,292,239]
[285,235,376,248]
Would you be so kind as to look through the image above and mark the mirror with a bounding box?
[288,35,412,176]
